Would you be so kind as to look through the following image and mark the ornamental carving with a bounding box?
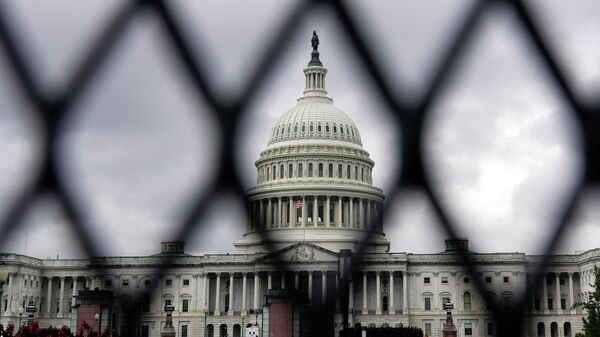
[291,247,315,262]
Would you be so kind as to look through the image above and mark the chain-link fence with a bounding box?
[0,0,597,336]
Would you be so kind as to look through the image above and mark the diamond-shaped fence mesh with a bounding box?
[0,0,597,336]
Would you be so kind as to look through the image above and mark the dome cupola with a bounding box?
[236,32,388,254]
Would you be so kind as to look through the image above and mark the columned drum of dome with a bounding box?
[235,32,389,254]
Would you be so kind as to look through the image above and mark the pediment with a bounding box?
[256,242,339,264]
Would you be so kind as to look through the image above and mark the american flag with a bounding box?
[294,200,304,209]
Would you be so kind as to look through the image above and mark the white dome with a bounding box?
[268,96,363,146]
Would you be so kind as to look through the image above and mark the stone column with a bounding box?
[228,274,234,316]
[254,273,260,310]
[289,197,294,226]
[214,274,221,316]
[389,272,395,315]
[322,272,327,305]
[362,272,368,314]
[358,199,363,229]
[569,272,574,310]
[6,273,13,314]
[433,272,439,311]
[295,272,299,290]
[376,272,382,315]
[71,277,78,307]
[302,196,307,227]
[543,274,548,311]
[313,196,318,225]
[268,272,272,290]
[241,273,248,316]
[308,271,313,303]
[349,198,354,228]
[556,273,561,311]
[367,201,372,229]
[337,198,343,226]
[46,277,52,316]
[192,274,199,311]
[278,197,282,228]
[325,196,331,226]
[58,277,65,317]
[203,274,209,312]
[403,272,408,312]
[267,199,272,228]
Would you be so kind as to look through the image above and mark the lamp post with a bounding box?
[94,312,100,332]
[338,249,353,337]
[18,306,24,326]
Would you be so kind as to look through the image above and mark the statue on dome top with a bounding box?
[311,30,319,51]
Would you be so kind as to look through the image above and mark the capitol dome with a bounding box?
[235,32,388,254]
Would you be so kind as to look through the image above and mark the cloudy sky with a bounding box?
[1,0,599,258]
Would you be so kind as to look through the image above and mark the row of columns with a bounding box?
[535,272,577,311]
[258,162,371,185]
[207,270,408,317]
[248,196,382,231]
[360,271,408,315]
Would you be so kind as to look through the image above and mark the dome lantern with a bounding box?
[302,31,328,98]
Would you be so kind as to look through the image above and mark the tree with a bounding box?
[574,266,600,337]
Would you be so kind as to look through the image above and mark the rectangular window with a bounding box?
[165,299,172,308]
[183,279,190,286]
[486,295,494,310]
[487,322,494,336]
[465,323,473,336]
[424,277,431,284]
[424,297,431,311]
[424,323,432,337]
[182,299,189,312]
[165,279,172,287]
[548,298,553,310]
[142,297,150,313]
[308,163,313,177]
[503,276,510,283]
[141,326,149,337]
[122,279,129,287]
[181,325,188,337]
[535,298,541,310]
[441,277,448,284]
[485,276,492,284]
[561,298,567,310]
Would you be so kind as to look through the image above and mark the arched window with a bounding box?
[361,167,364,181]
[328,164,333,178]
[464,292,472,311]
[302,124,306,132]
[294,125,298,132]
[318,163,323,177]
[288,164,293,178]
[341,126,345,134]
[207,325,214,337]
[308,163,313,177]
[280,165,284,179]
[355,166,358,180]
[347,165,351,179]
[338,164,342,178]
[537,322,545,337]
[299,163,303,178]
[564,322,572,337]
[333,125,338,133]
[310,123,314,132]
[272,166,276,180]
[318,123,322,132]
[266,167,270,181]
[326,124,330,133]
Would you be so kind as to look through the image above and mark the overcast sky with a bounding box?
[1,0,599,258]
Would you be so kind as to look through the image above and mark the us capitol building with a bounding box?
[1,33,598,337]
